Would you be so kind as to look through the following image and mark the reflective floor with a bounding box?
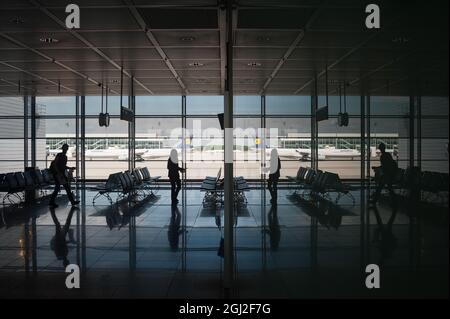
[0,184,448,298]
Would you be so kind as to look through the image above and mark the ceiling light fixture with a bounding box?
[40,37,59,44]
[247,62,261,67]
[11,17,24,24]
[392,36,409,44]
[180,36,195,42]
[188,62,204,67]
[256,36,271,42]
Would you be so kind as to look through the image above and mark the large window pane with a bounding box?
[326,95,361,115]
[135,118,182,178]
[421,96,449,173]
[136,96,181,115]
[85,118,129,179]
[266,96,310,115]
[234,117,261,178]
[85,95,127,116]
[186,117,223,179]
[370,96,409,116]
[266,118,311,179]
[186,96,223,115]
[36,96,76,116]
[0,96,23,116]
[234,96,260,115]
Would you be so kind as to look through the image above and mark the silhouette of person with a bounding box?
[267,204,281,251]
[167,149,185,204]
[371,143,397,207]
[49,206,78,267]
[49,144,79,207]
[168,205,181,250]
[371,205,398,265]
[267,149,281,204]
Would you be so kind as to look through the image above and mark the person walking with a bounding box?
[49,144,79,207]
[371,143,397,206]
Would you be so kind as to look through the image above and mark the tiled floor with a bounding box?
[0,184,448,298]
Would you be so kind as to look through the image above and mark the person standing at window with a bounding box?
[267,148,281,204]
[167,149,185,204]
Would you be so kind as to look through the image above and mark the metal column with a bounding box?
[23,96,28,168]
[31,96,36,168]
[129,77,136,172]
[260,95,267,270]
[409,95,415,170]
[310,75,318,271]
[360,94,367,270]
[223,0,234,291]
[80,96,86,181]
[311,75,318,171]
[360,94,371,264]
[181,95,187,272]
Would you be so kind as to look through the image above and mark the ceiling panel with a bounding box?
[79,31,153,48]
[0,1,447,97]
[152,30,219,46]
[0,9,61,32]
[235,30,299,46]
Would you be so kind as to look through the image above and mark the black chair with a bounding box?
[201,169,223,207]
[42,169,55,185]
[118,172,133,201]
[326,172,356,206]
[138,167,160,195]
[2,172,25,205]
[90,172,122,204]
[0,174,8,197]
[234,177,250,206]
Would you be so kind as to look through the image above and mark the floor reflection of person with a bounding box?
[267,149,281,204]
[168,205,181,250]
[371,205,398,265]
[267,204,281,251]
[167,149,185,204]
[50,206,78,267]
[49,144,79,208]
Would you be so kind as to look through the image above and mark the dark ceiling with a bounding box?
[0,0,448,96]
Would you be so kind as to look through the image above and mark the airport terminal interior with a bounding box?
[0,0,448,298]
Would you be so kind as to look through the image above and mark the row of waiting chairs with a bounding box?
[90,167,160,205]
[375,166,449,206]
[200,168,250,208]
[0,169,56,206]
[287,167,355,205]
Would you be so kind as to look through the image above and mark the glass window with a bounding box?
[266,96,310,115]
[370,96,409,116]
[422,97,449,116]
[186,96,223,115]
[85,95,126,116]
[326,95,361,115]
[136,96,181,115]
[36,96,76,116]
[0,96,23,116]
[234,96,261,115]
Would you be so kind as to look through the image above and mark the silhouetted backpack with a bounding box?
[382,152,398,176]
[49,158,57,174]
